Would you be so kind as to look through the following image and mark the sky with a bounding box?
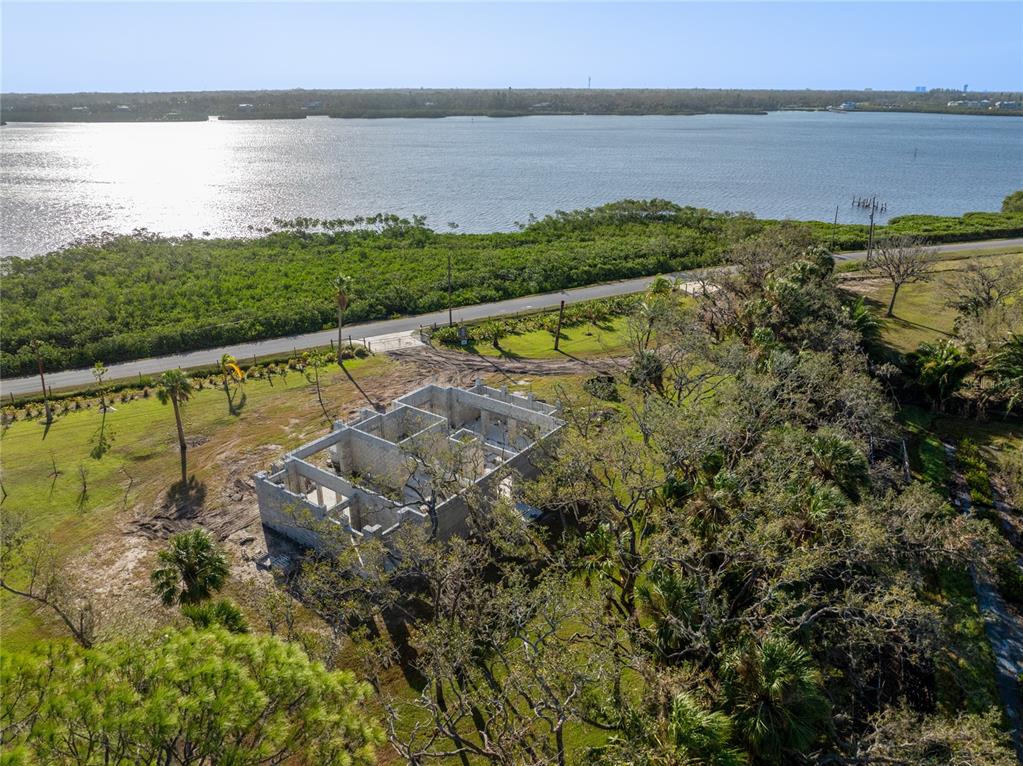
[2,1,1021,93]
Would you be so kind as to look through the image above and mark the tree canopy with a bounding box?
[0,627,382,765]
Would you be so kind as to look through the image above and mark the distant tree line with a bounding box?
[2,87,1021,122]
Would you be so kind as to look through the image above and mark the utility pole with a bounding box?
[553,301,566,351]
[831,205,839,251]
[866,195,879,260]
[446,223,458,328]
[447,251,453,327]
[32,341,52,425]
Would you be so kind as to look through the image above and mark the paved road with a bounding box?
[4,237,1021,396]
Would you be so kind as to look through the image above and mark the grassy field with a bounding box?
[840,250,1023,354]
[0,354,398,645]
[462,316,634,360]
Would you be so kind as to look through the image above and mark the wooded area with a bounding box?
[4,200,1022,377]
[3,87,1020,121]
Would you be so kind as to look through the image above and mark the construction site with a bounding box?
[254,379,564,550]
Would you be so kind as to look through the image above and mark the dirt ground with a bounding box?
[69,346,609,639]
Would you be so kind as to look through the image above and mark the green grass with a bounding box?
[901,405,951,490]
[929,566,1001,715]
[464,317,633,360]
[841,250,1023,354]
[0,354,389,646]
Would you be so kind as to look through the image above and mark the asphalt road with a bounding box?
[4,237,1021,396]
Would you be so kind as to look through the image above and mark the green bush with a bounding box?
[997,561,1023,607]
[4,201,1019,376]
[958,439,995,508]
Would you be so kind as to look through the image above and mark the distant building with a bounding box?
[914,86,927,93]
[238,103,255,112]
[839,101,858,111]
[996,101,1021,110]
[302,100,322,109]
[115,105,132,111]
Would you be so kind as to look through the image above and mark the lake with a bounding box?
[1,111,1020,257]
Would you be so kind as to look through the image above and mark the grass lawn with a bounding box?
[0,354,394,646]
[840,250,1023,354]
[462,316,633,360]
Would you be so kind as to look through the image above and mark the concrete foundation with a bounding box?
[254,380,562,552]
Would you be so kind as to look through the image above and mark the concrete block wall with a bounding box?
[347,428,409,493]
[255,382,564,554]
[254,472,336,550]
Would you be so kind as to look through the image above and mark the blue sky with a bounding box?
[2,2,1020,93]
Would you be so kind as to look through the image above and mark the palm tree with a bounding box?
[332,272,377,410]
[637,566,699,661]
[807,431,869,500]
[843,296,882,349]
[218,353,244,414]
[722,635,830,763]
[667,693,748,766]
[157,369,194,483]
[91,361,108,411]
[986,333,1023,412]
[913,340,974,412]
[181,598,248,632]
[334,271,353,365]
[150,528,229,606]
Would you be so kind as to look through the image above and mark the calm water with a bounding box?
[1,112,1021,257]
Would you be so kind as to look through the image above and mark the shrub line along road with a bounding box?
[3,237,1021,397]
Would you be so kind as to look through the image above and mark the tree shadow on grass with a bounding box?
[381,610,428,692]
[228,388,247,416]
[131,477,208,538]
[464,341,524,361]
[895,318,954,337]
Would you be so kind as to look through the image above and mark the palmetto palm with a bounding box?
[843,296,883,348]
[807,431,869,501]
[667,693,748,766]
[914,340,973,412]
[637,566,700,661]
[334,271,353,365]
[156,369,194,483]
[219,353,244,414]
[722,636,830,763]
[150,528,228,606]
[986,333,1023,412]
[332,271,377,410]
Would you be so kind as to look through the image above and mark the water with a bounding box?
[2,111,1020,257]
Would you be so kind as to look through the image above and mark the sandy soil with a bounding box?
[67,347,609,637]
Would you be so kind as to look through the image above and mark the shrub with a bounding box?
[583,374,622,402]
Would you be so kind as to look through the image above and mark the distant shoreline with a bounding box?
[4,108,1020,124]
[3,87,1019,123]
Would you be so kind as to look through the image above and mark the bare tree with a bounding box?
[948,259,1023,321]
[0,513,97,647]
[867,236,932,317]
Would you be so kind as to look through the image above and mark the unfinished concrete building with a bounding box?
[254,380,563,551]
